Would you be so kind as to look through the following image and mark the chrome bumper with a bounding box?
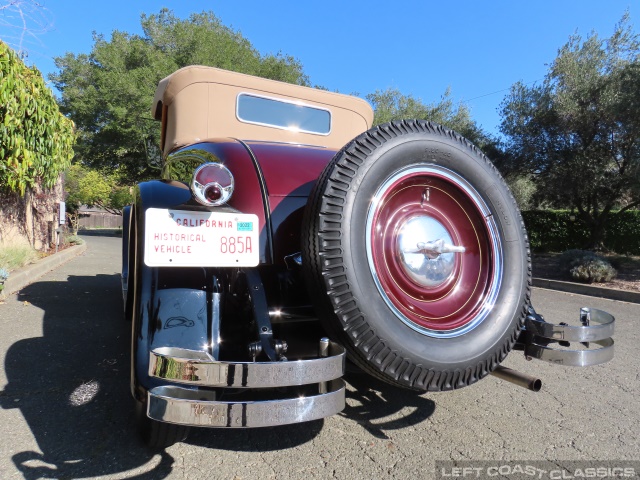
[146,341,346,428]
[148,380,344,428]
[518,307,614,366]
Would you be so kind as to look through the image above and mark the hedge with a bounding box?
[522,210,640,254]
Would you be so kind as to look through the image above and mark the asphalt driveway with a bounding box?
[0,234,638,479]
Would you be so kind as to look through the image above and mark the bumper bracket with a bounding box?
[516,307,614,366]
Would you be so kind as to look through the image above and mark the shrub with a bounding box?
[0,267,9,292]
[65,235,84,246]
[522,210,640,254]
[0,244,39,271]
[558,249,617,283]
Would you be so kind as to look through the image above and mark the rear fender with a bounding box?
[129,140,275,398]
[161,141,271,264]
[121,205,132,303]
[129,180,215,399]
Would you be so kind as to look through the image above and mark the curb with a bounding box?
[1,243,637,304]
[0,243,87,299]
[533,277,640,304]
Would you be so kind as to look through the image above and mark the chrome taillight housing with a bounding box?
[191,163,234,206]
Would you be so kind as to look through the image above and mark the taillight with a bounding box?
[191,163,234,206]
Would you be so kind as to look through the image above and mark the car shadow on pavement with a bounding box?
[185,374,436,450]
[1,271,436,473]
[186,419,325,451]
[342,369,436,439]
[0,272,324,474]
[0,274,174,479]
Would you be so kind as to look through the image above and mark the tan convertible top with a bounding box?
[153,66,374,156]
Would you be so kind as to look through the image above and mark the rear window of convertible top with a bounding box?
[236,93,331,135]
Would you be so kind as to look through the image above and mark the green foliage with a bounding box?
[366,87,495,150]
[0,41,75,195]
[522,210,640,254]
[162,148,221,183]
[50,9,309,184]
[500,15,640,248]
[65,163,134,215]
[505,175,537,210]
[0,243,38,272]
[558,249,617,283]
[604,211,640,254]
[559,249,602,271]
[523,211,588,252]
[570,259,617,283]
[64,235,84,245]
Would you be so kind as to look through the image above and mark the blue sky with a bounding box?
[1,0,638,136]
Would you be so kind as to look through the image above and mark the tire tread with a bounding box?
[303,120,531,391]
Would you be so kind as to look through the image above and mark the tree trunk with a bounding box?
[584,216,608,251]
[23,189,35,248]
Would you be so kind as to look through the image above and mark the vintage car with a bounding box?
[121,66,615,448]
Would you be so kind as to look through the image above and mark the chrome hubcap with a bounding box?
[398,216,466,288]
[365,164,503,338]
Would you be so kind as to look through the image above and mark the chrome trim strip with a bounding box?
[526,307,614,342]
[149,342,346,388]
[147,379,345,427]
[525,338,614,367]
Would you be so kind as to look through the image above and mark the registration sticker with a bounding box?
[144,208,260,267]
[237,222,254,232]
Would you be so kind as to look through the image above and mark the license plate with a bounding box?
[144,208,259,267]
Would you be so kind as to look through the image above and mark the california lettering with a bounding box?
[175,218,233,228]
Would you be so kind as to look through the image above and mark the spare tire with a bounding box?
[302,120,531,391]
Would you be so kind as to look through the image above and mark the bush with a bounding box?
[0,266,10,292]
[0,244,39,271]
[558,249,617,283]
[522,210,640,254]
[65,235,84,245]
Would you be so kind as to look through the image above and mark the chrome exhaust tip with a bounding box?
[490,365,542,392]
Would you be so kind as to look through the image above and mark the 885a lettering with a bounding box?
[220,236,253,254]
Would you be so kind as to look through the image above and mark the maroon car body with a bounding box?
[121,66,615,448]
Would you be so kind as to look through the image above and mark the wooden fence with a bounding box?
[78,212,122,229]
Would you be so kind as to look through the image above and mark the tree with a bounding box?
[1,39,75,250]
[500,14,640,249]
[0,40,75,195]
[367,87,499,154]
[50,9,309,184]
[65,164,133,215]
[64,163,133,233]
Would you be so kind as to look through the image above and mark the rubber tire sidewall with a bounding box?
[306,123,530,387]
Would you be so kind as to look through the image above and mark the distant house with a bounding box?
[77,206,122,229]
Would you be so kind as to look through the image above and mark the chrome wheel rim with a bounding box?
[365,164,503,338]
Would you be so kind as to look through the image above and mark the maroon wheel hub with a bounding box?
[365,165,502,337]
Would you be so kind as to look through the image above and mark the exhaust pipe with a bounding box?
[490,365,542,392]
